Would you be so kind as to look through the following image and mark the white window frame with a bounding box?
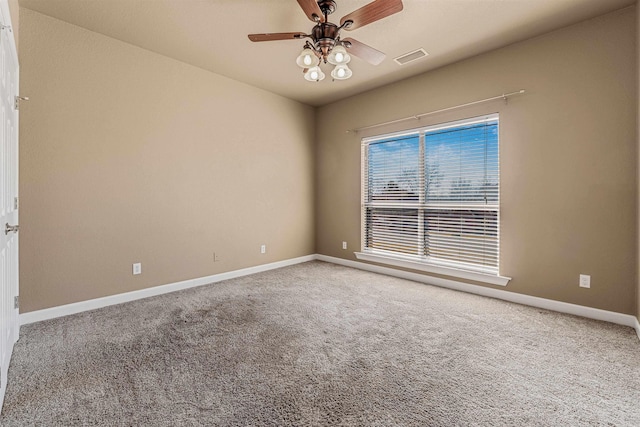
[356,114,511,286]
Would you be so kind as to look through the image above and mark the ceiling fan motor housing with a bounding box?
[312,22,340,58]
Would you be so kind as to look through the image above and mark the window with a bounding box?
[359,114,507,284]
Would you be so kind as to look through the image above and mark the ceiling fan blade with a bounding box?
[340,0,403,31]
[248,32,306,42]
[297,0,325,23]
[343,38,385,65]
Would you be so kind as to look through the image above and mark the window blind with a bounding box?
[362,114,499,275]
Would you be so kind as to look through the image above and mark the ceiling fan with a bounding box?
[248,0,403,82]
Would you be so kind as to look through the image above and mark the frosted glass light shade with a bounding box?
[327,45,351,65]
[296,48,317,68]
[330,64,352,80]
[304,66,325,82]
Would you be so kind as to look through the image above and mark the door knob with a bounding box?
[5,223,18,235]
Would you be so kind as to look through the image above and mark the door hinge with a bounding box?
[14,296,19,309]
[14,196,18,210]
[14,96,29,110]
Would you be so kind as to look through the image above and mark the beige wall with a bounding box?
[19,9,315,312]
[8,0,18,53]
[316,7,637,314]
[637,0,640,323]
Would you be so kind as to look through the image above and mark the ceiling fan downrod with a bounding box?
[317,0,337,18]
[309,1,355,62]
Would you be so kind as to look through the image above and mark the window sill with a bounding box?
[354,252,511,286]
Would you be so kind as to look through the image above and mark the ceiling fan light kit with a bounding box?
[296,48,317,68]
[249,0,403,83]
[327,45,350,65]
[331,64,352,80]
[304,66,326,82]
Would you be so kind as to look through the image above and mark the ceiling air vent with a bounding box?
[394,48,429,65]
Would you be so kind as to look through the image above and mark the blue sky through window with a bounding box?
[368,121,498,204]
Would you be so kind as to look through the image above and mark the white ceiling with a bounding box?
[19,0,636,106]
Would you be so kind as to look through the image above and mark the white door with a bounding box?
[0,0,19,409]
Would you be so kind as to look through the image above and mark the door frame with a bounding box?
[0,0,19,411]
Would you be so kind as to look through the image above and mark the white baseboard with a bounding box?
[20,255,316,325]
[316,254,640,333]
[19,253,640,345]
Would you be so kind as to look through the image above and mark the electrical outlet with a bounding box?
[213,252,220,262]
[261,244,266,254]
[342,241,347,250]
[133,263,142,275]
[579,274,590,288]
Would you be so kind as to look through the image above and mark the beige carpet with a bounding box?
[1,261,639,426]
